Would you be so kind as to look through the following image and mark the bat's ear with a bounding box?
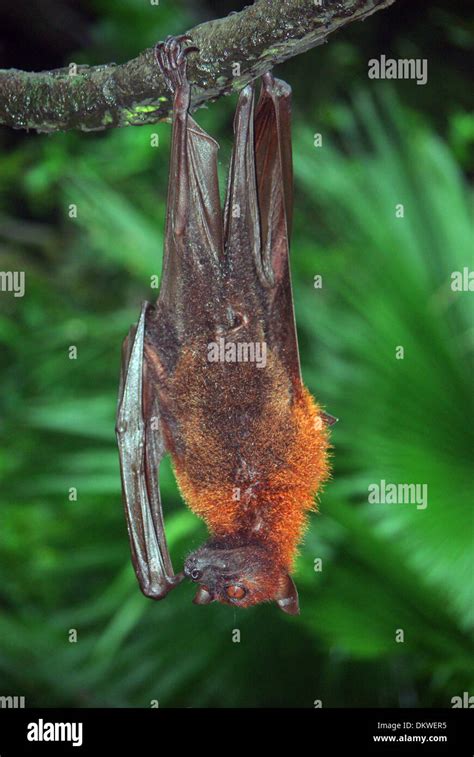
[275,574,300,615]
[193,586,214,605]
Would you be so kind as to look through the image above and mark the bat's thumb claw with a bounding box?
[321,411,339,426]
[171,571,185,585]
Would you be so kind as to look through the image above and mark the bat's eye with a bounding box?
[190,569,202,581]
[225,585,246,600]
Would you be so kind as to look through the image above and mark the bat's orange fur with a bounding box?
[170,343,330,571]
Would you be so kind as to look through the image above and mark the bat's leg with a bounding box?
[152,36,225,341]
[116,302,183,599]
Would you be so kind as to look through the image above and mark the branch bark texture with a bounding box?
[0,0,395,133]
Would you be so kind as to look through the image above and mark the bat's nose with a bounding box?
[184,556,203,581]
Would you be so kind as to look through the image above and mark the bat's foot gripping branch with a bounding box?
[154,35,198,103]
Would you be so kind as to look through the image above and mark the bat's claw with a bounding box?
[154,35,199,93]
[142,572,185,600]
[321,411,338,426]
[170,571,185,586]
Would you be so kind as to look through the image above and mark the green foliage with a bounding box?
[0,3,472,709]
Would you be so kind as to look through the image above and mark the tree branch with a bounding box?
[0,0,395,134]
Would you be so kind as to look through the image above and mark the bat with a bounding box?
[116,35,336,614]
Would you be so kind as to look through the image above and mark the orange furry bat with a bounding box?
[116,36,335,614]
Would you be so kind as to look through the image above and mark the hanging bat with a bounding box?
[116,36,336,615]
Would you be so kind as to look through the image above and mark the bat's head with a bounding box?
[183,540,299,614]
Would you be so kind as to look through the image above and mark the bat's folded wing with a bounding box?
[116,302,183,599]
[224,74,301,387]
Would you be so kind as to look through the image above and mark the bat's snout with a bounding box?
[183,541,299,611]
[184,552,218,604]
[183,555,206,582]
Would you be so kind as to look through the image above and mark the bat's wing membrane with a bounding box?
[116,302,183,599]
[254,74,301,387]
[254,74,294,287]
[223,74,301,387]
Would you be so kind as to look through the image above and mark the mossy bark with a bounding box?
[0,0,395,134]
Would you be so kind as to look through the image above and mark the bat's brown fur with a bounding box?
[167,339,330,571]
